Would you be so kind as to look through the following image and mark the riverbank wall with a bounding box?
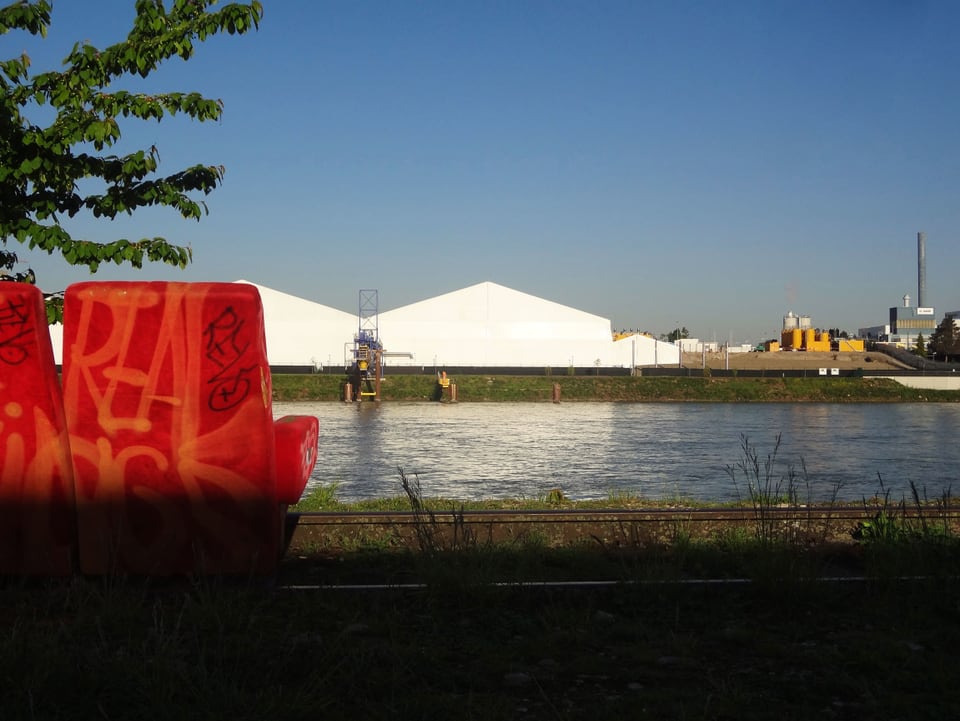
[271,373,960,403]
[879,375,960,391]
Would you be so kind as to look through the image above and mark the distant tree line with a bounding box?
[661,327,690,343]
[928,315,960,362]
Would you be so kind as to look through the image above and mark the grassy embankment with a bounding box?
[4,499,958,720]
[272,373,960,403]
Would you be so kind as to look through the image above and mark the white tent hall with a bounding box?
[377,281,676,369]
[46,280,678,369]
[237,281,355,369]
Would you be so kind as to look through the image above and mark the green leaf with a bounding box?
[2,0,262,283]
[0,0,263,282]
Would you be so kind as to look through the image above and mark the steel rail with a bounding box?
[282,508,960,591]
[278,575,948,592]
[292,506,960,526]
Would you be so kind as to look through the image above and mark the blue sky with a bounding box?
[8,0,960,343]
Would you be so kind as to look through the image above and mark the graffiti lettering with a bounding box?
[0,298,33,366]
[203,306,255,411]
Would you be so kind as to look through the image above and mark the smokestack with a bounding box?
[917,232,927,308]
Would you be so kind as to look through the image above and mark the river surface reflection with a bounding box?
[274,402,960,503]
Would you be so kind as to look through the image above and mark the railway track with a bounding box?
[288,505,960,550]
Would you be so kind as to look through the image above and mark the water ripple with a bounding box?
[275,402,960,503]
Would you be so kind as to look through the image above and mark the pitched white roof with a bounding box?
[235,280,355,368]
[379,281,644,367]
[382,281,610,335]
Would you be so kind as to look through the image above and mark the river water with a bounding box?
[274,402,960,504]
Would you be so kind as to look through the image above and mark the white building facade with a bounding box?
[48,280,679,370]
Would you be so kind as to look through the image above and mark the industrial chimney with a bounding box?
[917,231,927,308]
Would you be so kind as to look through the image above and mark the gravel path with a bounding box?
[683,350,911,371]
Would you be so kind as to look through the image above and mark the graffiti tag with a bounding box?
[203,306,255,411]
[0,298,33,366]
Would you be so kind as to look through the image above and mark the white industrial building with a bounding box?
[48,280,678,370]
[243,281,356,369]
[377,281,676,369]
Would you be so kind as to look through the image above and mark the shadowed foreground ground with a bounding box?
[3,533,958,721]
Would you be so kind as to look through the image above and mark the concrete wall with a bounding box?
[878,375,960,391]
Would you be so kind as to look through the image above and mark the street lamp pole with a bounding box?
[676,320,681,368]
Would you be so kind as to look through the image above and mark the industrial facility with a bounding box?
[767,312,865,353]
[47,280,680,371]
[859,232,939,347]
[40,233,955,370]
[777,313,832,352]
[756,232,949,354]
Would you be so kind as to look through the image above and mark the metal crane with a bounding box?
[346,289,383,401]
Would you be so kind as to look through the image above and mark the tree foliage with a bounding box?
[912,333,926,357]
[663,326,690,343]
[929,315,960,362]
[0,0,263,286]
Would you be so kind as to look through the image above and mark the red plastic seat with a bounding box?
[0,283,76,575]
[62,281,318,575]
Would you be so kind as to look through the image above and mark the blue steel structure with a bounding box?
[348,289,383,401]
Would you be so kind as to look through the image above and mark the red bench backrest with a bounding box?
[62,281,284,575]
[0,283,76,575]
